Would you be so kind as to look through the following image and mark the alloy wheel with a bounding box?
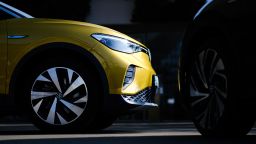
[31,67,88,125]
[190,49,227,129]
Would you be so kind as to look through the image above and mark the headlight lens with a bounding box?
[91,33,151,59]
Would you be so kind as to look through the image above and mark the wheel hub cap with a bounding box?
[56,93,63,99]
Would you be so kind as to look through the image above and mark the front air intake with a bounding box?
[123,65,136,90]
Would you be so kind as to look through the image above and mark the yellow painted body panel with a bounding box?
[1,18,156,96]
[0,21,7,94]
[92,44,155,94]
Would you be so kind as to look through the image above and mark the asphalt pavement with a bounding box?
[0,122,256,144]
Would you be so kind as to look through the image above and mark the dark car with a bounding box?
[179,0,256,136]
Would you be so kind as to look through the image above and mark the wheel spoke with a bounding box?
[63,76,85,97]
[33,99,43,113]
[195,62,208,89]
[67,69,73,84]
[209,49,218,74]
[46,97,58,124]
[215,86,227,99]
[48,68,62,93]
[215,71,226,79]
[195,109,206,122]
[190,75,208,97]
[191,95,210,106]
[74,96,88,103]
[207,96,216,129]
[198,51,208,87]
[197,106,209,128]
[31,91,57,100]
[190,83,209,97]
[60,99,83,116]
[214,92,225,117]
[211,59,225,80]
[37,75,51,82]
[56,112,68,125]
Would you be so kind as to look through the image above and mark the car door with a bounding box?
[0,10,8,94]
[0,4,17,95]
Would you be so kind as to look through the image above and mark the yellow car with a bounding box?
[0,1,158,131]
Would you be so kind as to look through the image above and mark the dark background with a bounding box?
[2,0,204,22]
[2,0,206,121]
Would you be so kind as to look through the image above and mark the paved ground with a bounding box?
[0,122,256,144]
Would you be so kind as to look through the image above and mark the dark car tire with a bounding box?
[20,53,101,132]
[181,31,255,136]
[89,114,117,131]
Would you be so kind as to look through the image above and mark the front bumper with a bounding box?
[121,75,159,110]
[122,87,158,110]
[104,75,159,115]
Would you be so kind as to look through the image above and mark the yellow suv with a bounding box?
[0,1,158,131]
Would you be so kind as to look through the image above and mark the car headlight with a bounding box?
[91,33,151,60]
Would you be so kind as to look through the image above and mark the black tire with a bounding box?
[89,114,117,131]
[20,53,100,132]
[181,31,255,136]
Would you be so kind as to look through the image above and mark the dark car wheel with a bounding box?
[21,54,100,132]
[182,32,255,136]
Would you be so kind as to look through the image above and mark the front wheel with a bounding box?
[21,55,100,132]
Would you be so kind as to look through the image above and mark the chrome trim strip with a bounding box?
[132,102,158,110]
[0,6,21,18]
[194,0,214,20]
[0,1,33,18]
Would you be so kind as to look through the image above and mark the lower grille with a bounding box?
[121,88,154,105]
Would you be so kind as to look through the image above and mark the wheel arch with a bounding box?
[9,42,109,114]
[180,10,232,72]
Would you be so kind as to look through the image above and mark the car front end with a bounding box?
[90,32,159,113]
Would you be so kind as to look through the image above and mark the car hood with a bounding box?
[10,18,146,47]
